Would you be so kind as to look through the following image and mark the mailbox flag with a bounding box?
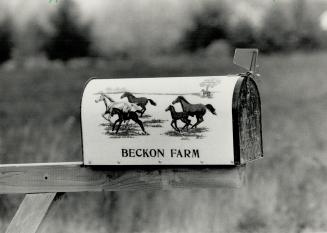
[233,48,258,73]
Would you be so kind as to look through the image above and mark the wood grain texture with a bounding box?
[0,162,246,194]
[232,76,263,164]
[5,193,59,233]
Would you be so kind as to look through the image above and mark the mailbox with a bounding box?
[81,50,263,166]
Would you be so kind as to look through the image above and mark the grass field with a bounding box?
[0,52,327,233]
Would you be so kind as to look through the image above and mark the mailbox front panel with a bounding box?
[233,77,263,164]
[81,76,240,165]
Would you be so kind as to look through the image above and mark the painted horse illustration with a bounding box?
[165,105,191,132]
[95,93,115,122]
[201,89,211,97]
[172,96,216,128]
[120,92,156,116]
[95,93,141,122]
[95,93,146,134]
[110,108,147,135]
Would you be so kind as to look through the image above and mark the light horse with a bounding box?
[95,93,146,134]
[95,93,141,121]
[121,92,156,116]
[95,93,115,122]
[172,96,216,129]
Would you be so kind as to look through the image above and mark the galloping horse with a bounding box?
[172,96,216,128]
[110,108,147,134]
[165,105,191,132]
[95,93,141,122]
[95,93,115,122]
[95,94,146,134]
[121,92,156,116]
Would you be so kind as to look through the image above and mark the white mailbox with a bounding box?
[81,73,262,166]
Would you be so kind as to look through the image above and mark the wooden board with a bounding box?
[5,193,59,233]
[0,162,246,194]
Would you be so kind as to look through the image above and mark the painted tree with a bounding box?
[200,78,220,92]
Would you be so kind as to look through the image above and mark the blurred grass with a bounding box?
[0,52,327,232]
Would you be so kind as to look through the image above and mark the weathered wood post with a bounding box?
[1,48,262,233]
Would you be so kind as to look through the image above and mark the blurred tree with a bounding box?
[259,4,296,53]
[259,0,324,53]
[228,19,258,50]
[12,21,51,61]
[321,30,327,49]
[44,0,92,61]
[179,2,230,52]
[292,0,322,50]
[294,0,306,27]
[0,18,13,64]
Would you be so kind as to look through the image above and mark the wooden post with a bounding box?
[5,193,62,233]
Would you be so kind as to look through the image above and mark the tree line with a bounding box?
[0,0,326,64]
[180,0,327,54]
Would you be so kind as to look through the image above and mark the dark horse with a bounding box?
[165,105,191,132]
[172,96,216,128]
[121,92,156,116]
[110,108,147,135]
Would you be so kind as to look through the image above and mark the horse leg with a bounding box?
[112,118,120,131]
[171,120,179,132]
[124,119,130,129]
[181,118,187,129]
[122,112,130,129]
[107,114,112,124]
[102,113,111,123]
[115,120,123,134]
[191,115,203,129]
[131,114,147,134]
[186,118,191,129]
[141,106,146,117]
[174,120,180,132]
[170,121,176,131]
[181,118,190,130]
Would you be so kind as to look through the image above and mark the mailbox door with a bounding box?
[232,76,263,164]
[81,76,241,165]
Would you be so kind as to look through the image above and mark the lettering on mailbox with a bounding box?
[121,149,200,158]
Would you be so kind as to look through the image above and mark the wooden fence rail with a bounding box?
[0,162,245,194]
[1,162,245,233]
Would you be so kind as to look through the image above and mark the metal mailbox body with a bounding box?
[81,75,262,166]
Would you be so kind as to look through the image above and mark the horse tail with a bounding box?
[205,104,216,115]
[148,99,157,106]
